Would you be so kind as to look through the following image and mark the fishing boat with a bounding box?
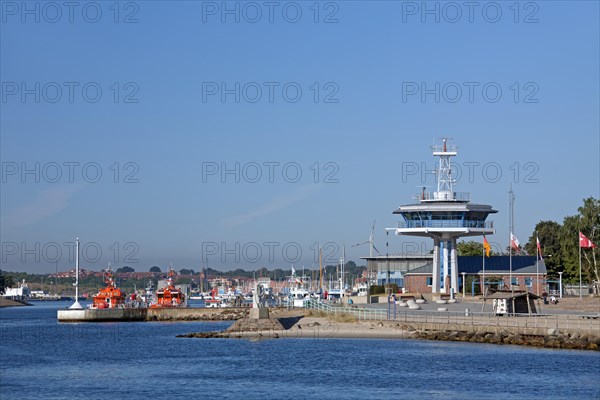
[150,268,186,308]
[91,269,126,309]
[204,287,230,308]
[139,280,155,304]
[290,285,310,307]
[286,268,311,307]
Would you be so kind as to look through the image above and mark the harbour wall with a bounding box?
[57,307,248,322]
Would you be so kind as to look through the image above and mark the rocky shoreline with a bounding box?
[407,327,600,350]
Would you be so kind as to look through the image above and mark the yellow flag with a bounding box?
[483,236,491,257]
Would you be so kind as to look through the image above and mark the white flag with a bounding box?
[291,266,296,276]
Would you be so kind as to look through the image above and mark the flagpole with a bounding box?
[509,187,514,293]
[579,231,582,299]
[536,234,539,296]
[482,237,486,297]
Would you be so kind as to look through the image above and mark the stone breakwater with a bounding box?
[177,316,306,339]
[178,316,600,351]
[145,308,247,321]
[401,325,600,351]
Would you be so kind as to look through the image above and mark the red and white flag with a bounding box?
[536,236,543,260]
[579,232,597,248]
[510,233,520,250]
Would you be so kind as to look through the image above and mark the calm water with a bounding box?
[1,302,599,400]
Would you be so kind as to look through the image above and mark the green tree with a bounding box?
[0,274,15,294]
[149,266,161,273]
[116,266,135,273]
[271,269,285,280]
[576,198,600,292]
[457,240,496,256]
[175,277,193,285]
[179,269,195,275]
[558,198,599,287]
[255,267,269,278]
[579,198,599,291]
[525,220,562,277]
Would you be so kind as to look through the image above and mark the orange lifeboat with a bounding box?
[150,268,185,308]
[92,269,126,309]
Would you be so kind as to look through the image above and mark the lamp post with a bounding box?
[558,271,563,299]
[55,261,58,296]
[543,254,553,297]
[462,272,466,298]
[385,230,390,295]
[366,263,370,304]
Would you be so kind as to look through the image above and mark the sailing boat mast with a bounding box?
[319,248,323,293]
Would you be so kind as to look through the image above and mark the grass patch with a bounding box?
[329,312,358,323]
[306,309,358,323]
[306,309,328,318]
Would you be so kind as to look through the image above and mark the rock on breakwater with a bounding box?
[409,328,600,350]
[146,308,247,321]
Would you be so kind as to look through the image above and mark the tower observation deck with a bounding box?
[391,139,497,296]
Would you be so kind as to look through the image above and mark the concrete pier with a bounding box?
[57,307,247,322]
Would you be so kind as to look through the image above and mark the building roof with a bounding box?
[404,256,546,275]
[393,202,497,214]
[361,254,434,261]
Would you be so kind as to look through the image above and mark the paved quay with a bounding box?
[361,295,600,315]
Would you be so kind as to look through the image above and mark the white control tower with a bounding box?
[392,139,497,296]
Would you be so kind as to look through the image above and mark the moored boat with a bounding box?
[150,268,186,308]
[204,288,230,308]
[91,269,126,309]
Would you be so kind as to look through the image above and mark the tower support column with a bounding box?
[432,237,440,293]
[450,238,458,298]
[443,240,449,294]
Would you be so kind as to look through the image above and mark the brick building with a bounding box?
[404,255,547,296]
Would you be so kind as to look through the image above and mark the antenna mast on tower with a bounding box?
[431,137,457,201]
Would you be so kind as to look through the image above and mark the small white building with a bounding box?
[2,280,30,300]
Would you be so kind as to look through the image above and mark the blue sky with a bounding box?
[1,1,598,273]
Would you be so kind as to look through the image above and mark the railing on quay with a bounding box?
[304,299,600,334]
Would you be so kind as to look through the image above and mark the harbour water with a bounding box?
[1,302,599,399]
